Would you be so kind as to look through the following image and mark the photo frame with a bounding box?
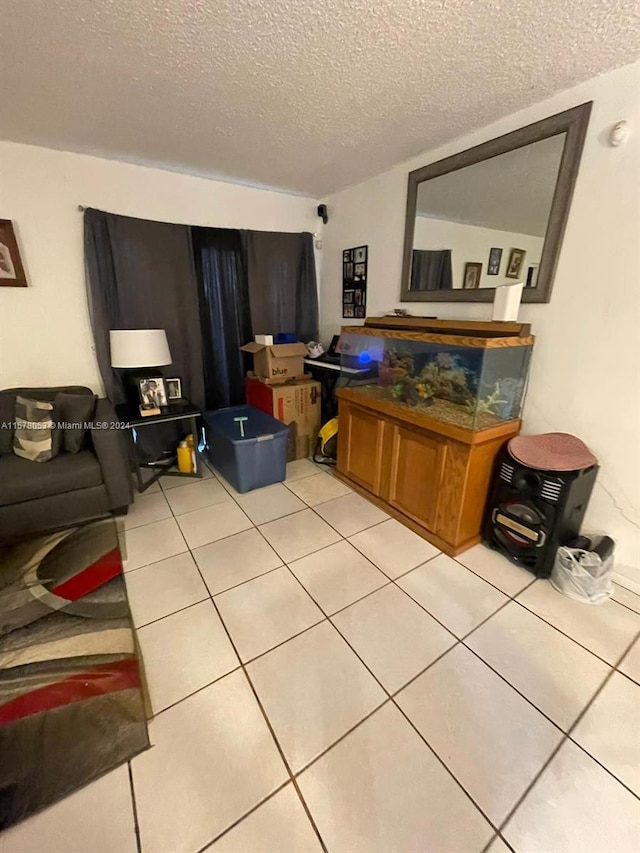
[506,248,526,279]
[462,262,482,290]
[0,220,28,287]
[166,377,183,400]
[343,244,368,318]
[138,377,168,408]
[487,247,502,276]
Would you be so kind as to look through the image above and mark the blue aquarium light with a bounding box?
[358,351,372,365]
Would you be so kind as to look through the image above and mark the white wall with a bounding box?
[320,61,640,589]
[413,216,544,289]
[0,142,320,391]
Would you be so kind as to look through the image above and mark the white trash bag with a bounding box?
[551,535,614,605]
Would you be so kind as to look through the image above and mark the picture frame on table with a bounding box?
[0,220,28,288]
[138,377,168,408]
[166,377,183,400]
[462,262,482,290]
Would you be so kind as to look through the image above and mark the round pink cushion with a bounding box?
[508,432,597,472]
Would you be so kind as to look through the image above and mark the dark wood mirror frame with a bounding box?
[400,102,592,304]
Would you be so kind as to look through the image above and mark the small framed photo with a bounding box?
[138,377,168,407]
[354,246,367,263]
[463,262,482,290]
[0,220,28,287]
[343,305,355,318]
[487,247,502,276]
[166,377,183,400]
[354,306,365,318]
[343,249,352,262]
[343,290,354,304]
[344,261,354,280]
[506,248,526,279]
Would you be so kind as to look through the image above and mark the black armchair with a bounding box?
[0,386,133,541]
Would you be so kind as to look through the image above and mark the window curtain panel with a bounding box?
[84,209,205,409]
[84,210,205,462]
[241,231,319,341]
[410,249,453,291]
[191,228,252,410]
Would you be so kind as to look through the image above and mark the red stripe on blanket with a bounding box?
[0,658,140,725]
[51,547,122,600]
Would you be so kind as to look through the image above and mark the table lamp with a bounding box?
[110,329,172,407]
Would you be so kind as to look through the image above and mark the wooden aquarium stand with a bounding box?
[335,387,521,556]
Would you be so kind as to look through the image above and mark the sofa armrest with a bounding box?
[90,398,133,509]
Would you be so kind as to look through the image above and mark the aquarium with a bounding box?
[339,328,533,431]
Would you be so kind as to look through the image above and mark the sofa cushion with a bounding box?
[13,396,60,462]
[0,387,93,456]
[0,450,103,506]
[55,392,97,453]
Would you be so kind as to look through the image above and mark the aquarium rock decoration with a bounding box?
[466,382,507,416]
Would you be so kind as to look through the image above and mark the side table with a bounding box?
[115,401,203,493]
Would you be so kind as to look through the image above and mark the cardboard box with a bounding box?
[240,341,308,384]
[246,377,321,461]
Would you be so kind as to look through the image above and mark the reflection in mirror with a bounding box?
[410,133,566,292]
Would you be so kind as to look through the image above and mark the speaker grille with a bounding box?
[499,462,514,483]
[540,479,562,503]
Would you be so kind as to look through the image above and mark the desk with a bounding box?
[115,401,203,492]
[303,358,373,422]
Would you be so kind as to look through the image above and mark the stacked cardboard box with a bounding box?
[245,377,321,461]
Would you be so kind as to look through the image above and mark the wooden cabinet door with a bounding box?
[388,424,446,529]
[338,402,384,495]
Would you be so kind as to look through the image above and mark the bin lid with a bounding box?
[205,405,289,442]
[508,432,597,472]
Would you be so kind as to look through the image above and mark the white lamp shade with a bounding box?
[109,329,172,368]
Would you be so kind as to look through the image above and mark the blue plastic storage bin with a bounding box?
[205,405,289,493]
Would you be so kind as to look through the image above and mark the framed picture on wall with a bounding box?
[343,244,368,318]
[506,248,526,279]
[462,262,482,290]
[0,220,28,287]
[526,264,540,288]
[487,247,502,275]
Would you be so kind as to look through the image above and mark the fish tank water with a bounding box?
[339,329,533,431]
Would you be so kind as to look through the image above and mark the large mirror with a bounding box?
[400,103,592,303]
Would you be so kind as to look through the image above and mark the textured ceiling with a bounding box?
[1,0,639,196]
[416,134,566,235]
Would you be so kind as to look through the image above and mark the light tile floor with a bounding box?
[3,460,640,853]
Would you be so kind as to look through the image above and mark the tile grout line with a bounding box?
[279,561,503,838]
[192,781,291,853]
[496,625,640,840]
[510,594,639,669]
[206,593,330,853]
[127,761,142,853]
[127,461,640,848]
[286,499,640,808]
[157,477,331,853]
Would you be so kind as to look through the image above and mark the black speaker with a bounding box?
[483,446,599,578]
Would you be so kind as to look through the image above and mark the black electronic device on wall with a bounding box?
[483,446,599,578]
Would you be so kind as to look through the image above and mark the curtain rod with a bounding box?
[77,206,320,238]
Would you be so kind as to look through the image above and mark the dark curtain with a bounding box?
[410,249,453,291]
[241,231,319,341]
[191,228,252,410]
[84,209,204,409]
[84,210,204,461]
